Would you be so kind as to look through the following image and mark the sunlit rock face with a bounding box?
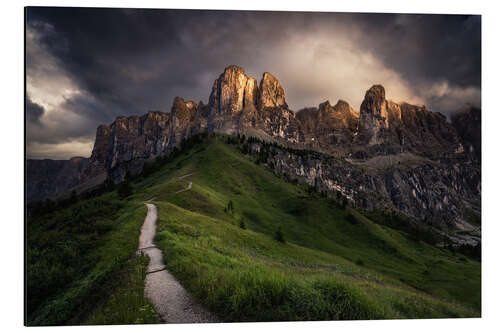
[357,85,389,145]
[317,100,359,144]
[297,100,359,147]
[258,72,287,109]
[171,97,204,146]
[209,65,253,115]
[243,77,259,111]
[207,65,258,134]
[205,65,302,142]
[354,84,460,158]
[246,72,302,143]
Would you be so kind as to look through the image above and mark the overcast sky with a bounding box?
[26,7,481,159]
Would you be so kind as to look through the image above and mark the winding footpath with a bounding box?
[174,182,192,194]
[138,203,216,323]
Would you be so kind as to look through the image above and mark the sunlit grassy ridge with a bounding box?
[130,134,480,320]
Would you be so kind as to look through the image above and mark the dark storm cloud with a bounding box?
[26,7,481,159]
[353,14,481,88]
[26,95,45,124]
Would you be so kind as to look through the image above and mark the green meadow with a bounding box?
[26,134,480,325]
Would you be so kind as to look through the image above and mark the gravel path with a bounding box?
[174,181,192,194]
[138,203,217,323]
[178,172,197,180]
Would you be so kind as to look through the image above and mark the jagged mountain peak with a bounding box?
[171,96,198,124]
[360,85,386,116]
[259,72,287,109]
[28,66,480,222]
[318,99,351,110]
[318,100,332,109]
[365,84,386,99]
[334,99,350,109]
[207,65,289,115]
[261,71,279,82]
[223,64,246,74]
[172,96,197,109]
[315,100,358,126]
[209,65,257,115]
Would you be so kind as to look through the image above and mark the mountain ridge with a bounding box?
[26,65,481,245]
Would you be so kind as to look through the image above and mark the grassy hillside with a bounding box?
[26,133,480,324]
[132,134,480,320]
[26,194,159,325]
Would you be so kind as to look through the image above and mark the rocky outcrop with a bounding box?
[260,144,481,245]
[207,65,258,134]
[208,65,255,115]
[88,112,172,180]
[297,100,359,147]
[258,72,287,109]
[451,106,481,160]
[357,85,389,145]
[354,85,460,158]
[171,97,205,146]
[27,158,88,203]
[397,102,459,153]
[205,66,303,144]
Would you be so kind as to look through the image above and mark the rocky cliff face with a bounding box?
[203,65,303,144]
[259,72,287,109]
[451,106,481,160]
[209,65,254,115]
[27,158,88,203]
[357,85,389,145]
[355,85,460,157]
[27,65,481,244]
[87,111,173,182]
[263,145,480,245]
[297,100,359,147]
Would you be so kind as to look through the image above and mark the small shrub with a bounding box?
[355,258,364,266]
[346,213,358,225]
[117,180,133,199]
[274,226,285,243]
[239,220,246,230]
[341,197,349,209]
[227,200,235,214]
[69,190,78,205]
